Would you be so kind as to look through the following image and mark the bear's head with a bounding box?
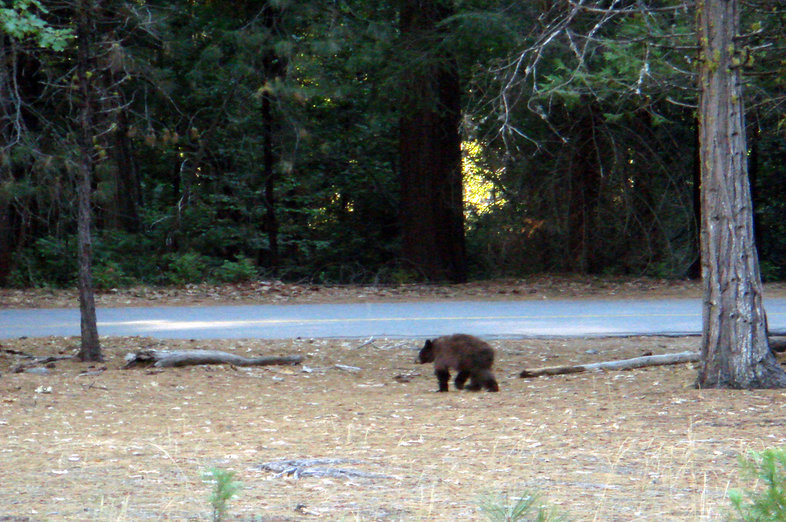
[418,339,435,364]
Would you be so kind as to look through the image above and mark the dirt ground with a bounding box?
[2,278,786,520]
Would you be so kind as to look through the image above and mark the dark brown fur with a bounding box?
[417,334,499,392]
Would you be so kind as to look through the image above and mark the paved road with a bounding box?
[2,297,786,339]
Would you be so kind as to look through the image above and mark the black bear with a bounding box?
[417,334,499,392]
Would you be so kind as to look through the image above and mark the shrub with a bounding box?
[212,255,257,283]
[165,252,208,285]
[729,447,786,521]
[92,260,135,289]
[203,467,242,522]
[476,489,566,522]
[8,236,76,288]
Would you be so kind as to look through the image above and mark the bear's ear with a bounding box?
[424,339,433,350]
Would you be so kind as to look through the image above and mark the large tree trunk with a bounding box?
[695,0,785,388]
[75,0,102,362]
[257,2,287,271]
[110,103,141,233]
[398,0,466,283]
[567,107,602,274]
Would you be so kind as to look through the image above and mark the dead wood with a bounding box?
[2,348,33,357]
[122,349,303,369]
[11,355,74,373]
[259,458,394,480]
[519,351,699,378]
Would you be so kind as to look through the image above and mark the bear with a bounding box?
[417,333,499,392]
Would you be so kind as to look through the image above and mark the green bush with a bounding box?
[212,255,257,283]
[92,260,135,289]
[729,447,786,521]
[476,489,566,522]
[203,467,242,522]
[8,236,77,288]
[165,252,208,285]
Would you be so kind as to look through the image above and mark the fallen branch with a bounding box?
[11,355,74,373]
[259,458,394,480]
[2,348,33,357]
[123,349,303,369]
[519,351,700,378]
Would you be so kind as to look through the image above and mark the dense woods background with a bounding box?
[2,0,785,288]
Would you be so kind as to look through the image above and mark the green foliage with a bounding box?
[753,134,786,281]
[212,256,257,283]
[8,236,76,288]
[759,261,783,283]
[477,489,566,522]
[729,447,786,521]
[203,467,242,522]
[165,252,208,286]
[3,0,786,288]
[92,261,134,290]
[1,0,73,50]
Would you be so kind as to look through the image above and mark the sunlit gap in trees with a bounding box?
[306,189,353,231]
[462,140,505,227]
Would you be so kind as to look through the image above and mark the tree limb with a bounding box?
[11,355,74,373]
[259,458,394,480]
[122,349,303,369]
[519,351,699,378]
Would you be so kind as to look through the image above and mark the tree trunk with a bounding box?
[257,2,286,271]
[110,103,141,233]
[398,0,466,283]
[695,0,785,388]
[261,90,280,269]
[75,0,102,362]
[567,107,602,274]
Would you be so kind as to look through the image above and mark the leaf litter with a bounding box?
[2,333,786,520]
[2,279,786,519]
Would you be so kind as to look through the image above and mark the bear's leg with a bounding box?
[477,369,499,392]
[466,370,499,392]
[435,369,450,392]
[454,370,470,390]
[465,371,482,391]
[484,374,500,392]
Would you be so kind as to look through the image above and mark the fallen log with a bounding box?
[259,458,394,480]
[519,351,700,378]
[123,349,303,369]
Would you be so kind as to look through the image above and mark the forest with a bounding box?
[1,0,785,288]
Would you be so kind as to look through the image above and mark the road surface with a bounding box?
[2,297,786,339]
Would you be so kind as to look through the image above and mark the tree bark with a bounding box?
[695,0,786,388]
[75,0,102,362]
[398,0,466,283]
